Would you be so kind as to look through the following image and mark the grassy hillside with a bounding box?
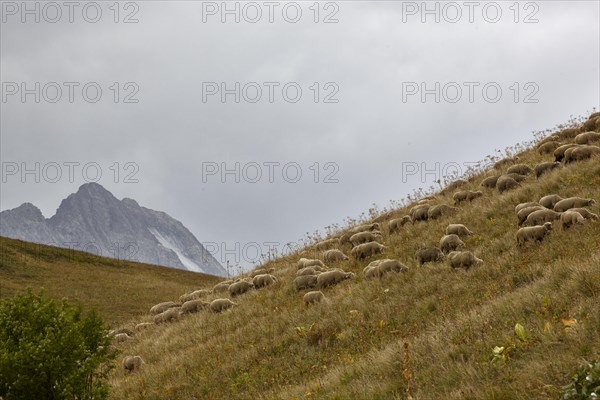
[0,237,220,325]
[107,115,600,400]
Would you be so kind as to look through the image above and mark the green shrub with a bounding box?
[0,291,116,400]
[561,357,600,399]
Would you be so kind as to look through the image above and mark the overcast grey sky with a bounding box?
[1,1,599,270]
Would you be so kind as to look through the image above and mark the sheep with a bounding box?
[415,247,444,264]
[297,266,322,276]
[496,176,519,193]
[453,190,483,204]
[134,322,153,332]
[560,211,585,229]
[481,175,500,189]
[555,127,581,140]
[154,307,180,324]
[494,156,519,170]
[517,206,545,226]
[447,251,483,269]
[149,301,180,316]
[554,197,596,212]
[316,269,355,288]
[363,265,383,280]
[110,328,134,336]
[554,144,578,162]
[515,202,541,213]
[506,173,528,182]
[179,289,211,303]
[538,141,561,155]
[534,161,561,178]
[323,249,350,263]
[441,179,469,194]
[209,298,237,313]
[428,204,459,220]
[539,134,560,145]
[113,333,131,343]
[228,280,254,297]
[250,268,275,278]
[507,164,533,176]
[349,231,382,247]
[180,299,209,315]
[122,356,144,373]
[564,145,600,163]
[297,258,325,269]
[523,209,562,226]
[516,222,552,246]
[314,238,339,251]
[351,241,386,260]
[581,114,600,131]
[439,234,465,254]
[445,223,474,237]
[568,208,599,221]
[303,291,325,305]
[340,223,381,244]
[574,131,600,144]
[410,204,431,221]
[388,216,411,234]
[539,194,564,209]
[213,281,232,293]
[252,274,277,289]
[364,259,408,279]
[293,275,319,291]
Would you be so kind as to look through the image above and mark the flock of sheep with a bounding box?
[115,112,600,374]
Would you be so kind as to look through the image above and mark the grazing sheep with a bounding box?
[314,238,339,251]
[507,164,533,176]
[447,251,483,269]
[524,209,562,226]
[253,274,277,289]
[134,322,153,332]
[351,241,386,259]
[554,197,596,212]
[113,333,131,343]
[297,258,325,269]
[516,222,553,246]
[534,161,561,178]
[555,127,581,140]
[294,275,319,291]
[122,356,144,373]
[415,247,444,264]
[363,265,383,280]
[496,176,519,193]
[411,204,431,221]
[388,216,411,234]
[349,231,382,247]
[297,266,322,276]
[539,194,564,210]
[481,175,500,189]
[539,134,560,145]
[515,202,541,213]
[250,268,275,278]
[445,223,474,237]
[180,299,209,315]
[494,157,519,170]
[179,289,211,303]
[303,291,325,305]
[516,206,545,226]
[538,141,561,155]
[574,131,600,144]
[228,280,254,297]
[453,190,483,204]
[316,269,355,288]
[323,249,350,263]
[149,301,180,316]
[564,145,600,163]
[560,210,585,229]
[506,173,528,182]
[213,281,232,293]
[439,234,465,254]
[209,298,237,313]
[377,259,409,274]
[554,144,578,162]
[342,223,381,239]
[338,231,354,246]
[568,208,599,221]
[581,115,600,131]
[110,328,134,336]
[428,204,459,220]
[154,307,181,324]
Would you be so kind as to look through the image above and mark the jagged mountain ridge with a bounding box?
[0,183,225,276]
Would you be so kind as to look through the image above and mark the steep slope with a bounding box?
[0,183,226,276]
[0,236,221,325]
[109,116,600,400]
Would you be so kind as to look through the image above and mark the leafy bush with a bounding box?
[561,358,600,399]
[0,291,116,400]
